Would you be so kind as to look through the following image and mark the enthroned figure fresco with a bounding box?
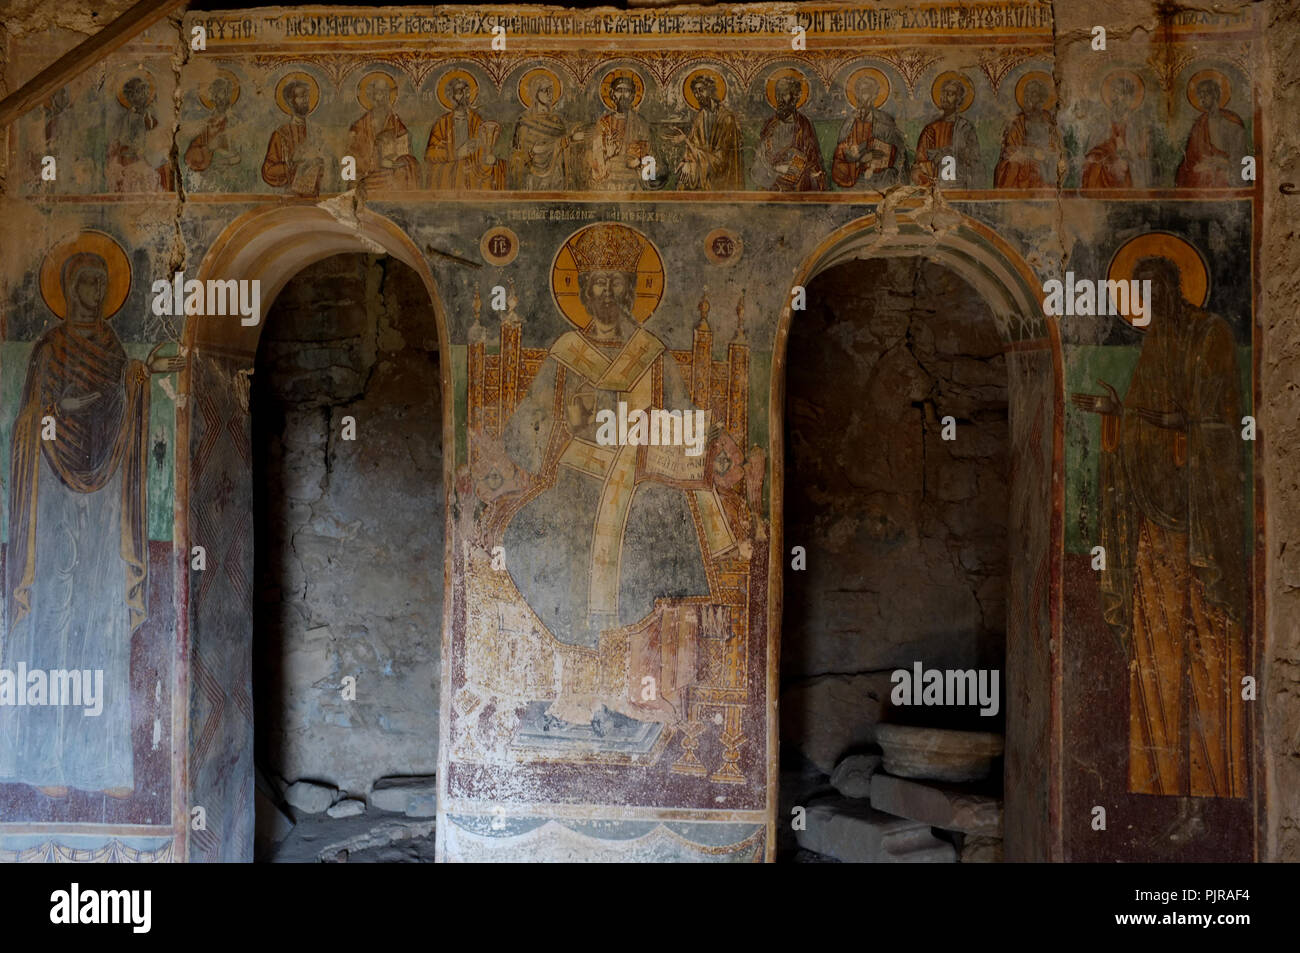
[184,70,244,181]
[831,67,908,190]
[751,68,827,192]
[1070,236,1247,798]
[470,223,742,746]
[1081,70,1150,190]
[346,71,419,191]
[509,68,571,190]
[665,68,744,191]
[425,70,504,191]
[0,231,183,797]
[261,71,327,197]
[1175,71,1248,188]
[913,71,983,188]
[993,71,1065,189]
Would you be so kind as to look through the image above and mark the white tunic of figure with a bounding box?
[0,462,134,790]
[1,255,157,795]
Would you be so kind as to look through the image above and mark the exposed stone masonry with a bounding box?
[252,254,444,804]
[779,257,1010,862]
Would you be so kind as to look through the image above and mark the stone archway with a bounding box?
[770,196,1064,862]
[175,205,452,862]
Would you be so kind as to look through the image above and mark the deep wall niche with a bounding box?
[250,252,443,857]
[782,256,1010,682]
[774,211,1064,861]
[180,206,453,862]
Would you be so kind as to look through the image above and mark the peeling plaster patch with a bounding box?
[316,191,387,254]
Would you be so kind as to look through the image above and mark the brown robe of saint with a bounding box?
[261,119,321,195]
[831,110,903,189]
[678,105,743,191]
[993,109,1063,188]
[347,109,419,190]
[185,113,231,172]
[108,107,171,191]
[425,109,503,190]
[1098,302,1248,798]
[912,115,982,188]
[753,112,827,192]
[1175,109,1247,188]
[1082,120,1135,189]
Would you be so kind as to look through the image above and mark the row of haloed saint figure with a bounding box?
[87,61,1251,196]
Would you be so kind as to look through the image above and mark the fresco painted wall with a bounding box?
[0,0,1265,862]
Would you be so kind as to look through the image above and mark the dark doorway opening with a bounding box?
[250,253,443,861]
[780,256,1010,862]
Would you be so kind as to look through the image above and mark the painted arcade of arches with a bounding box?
[167,201,1066,861]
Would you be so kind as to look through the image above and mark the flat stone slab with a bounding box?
[869,774,1003,836]
[874,724,1004,782]
[370,776,438,817]
[830,754,881,799]
[270,812,436,863]
[795,798,956,863]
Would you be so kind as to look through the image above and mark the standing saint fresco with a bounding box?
[261,71,328,197]
[1,231,184,798]
[1070,236,1247,798]
[751,69,827,192]
[913,71,983,188]
[185,70,244,181]
[425,70,504,191]
[831,68,908,190]
[1081,70,1151,189]
[664,68,743,191]
[586,69,655,192]
[346,71,419,191]
[993,71,1065,188]
[508,68,570,190]
[1175,71,1248,188]
[108,71,171,192]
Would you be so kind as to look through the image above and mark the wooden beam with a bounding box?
[0,0,189,129]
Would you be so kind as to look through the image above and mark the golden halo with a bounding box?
[1187,69,1232,110]
[116,69,157,109]
[274,71,320,115]
[845,67,890,109]
[436,69,479,110]
[599,68,645,111]
[765,67,810,109]
[518,67,562,108]
[1015,70,1057,111]
[550,223,665,330]
[930,71,975,112]
[198,69,241,110]
[39,230,132,320]
[683,68,728,110]
[1107,232,1210,316]
[357,70,398,109]
[1101,69,1144,111]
